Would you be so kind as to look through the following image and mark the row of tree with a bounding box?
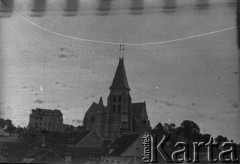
[152,120,229,144]
[0,117,231,144]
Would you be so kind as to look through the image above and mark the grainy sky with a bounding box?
[0,0,239,142]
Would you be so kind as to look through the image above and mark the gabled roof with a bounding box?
[131,102,146,118]
[108,133,139,156]
[86,102,98,111]
[109,58,130,90]
[85,102,102,115]
[65,130,91,145]
[48,144,104,164]
[30,149,65,163]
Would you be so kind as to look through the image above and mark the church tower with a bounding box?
[104,57,132,140]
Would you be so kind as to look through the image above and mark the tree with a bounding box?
[181,120,200,141]
[3,119,17,133]
[0,118,5,128]
[76,125,85,131]
[153,122,165,135]
[164,123,176,134]
[201,133,211,143]
[5,125,17,133]
[5,119,13,127]
[66,125,74,132]
[215,135,228,144]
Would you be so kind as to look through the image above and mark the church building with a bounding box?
[83,58,151,141]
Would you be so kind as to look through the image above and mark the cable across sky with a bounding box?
[0,0,237,46]
[15,11,238,46]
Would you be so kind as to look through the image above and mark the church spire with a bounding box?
[99,97,104,107]
[109,57,130,90]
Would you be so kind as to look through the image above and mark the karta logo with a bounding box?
[142,134,239,163]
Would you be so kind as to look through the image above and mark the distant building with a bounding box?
[0,128,18,142]
[64,130,105,148]
[83,58,151,141]
[22,148,65,163]
[100,132,150,164]
[28,108,64,132]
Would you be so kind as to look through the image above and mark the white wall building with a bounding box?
[28,108,64,132]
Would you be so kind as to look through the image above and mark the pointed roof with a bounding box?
[109,58,130,90]
[108,133,139,156]
[98,97,104,106]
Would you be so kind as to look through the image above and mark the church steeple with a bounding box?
[109,57,130,90]
[105,57,132,140]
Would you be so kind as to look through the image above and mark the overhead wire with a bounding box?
[0,0,238,46]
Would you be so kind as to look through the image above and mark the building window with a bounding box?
[91,116,95,122]
[117,105,121,112]
[113,105,116,112]
[113,95,117,103]
[118,95,122,103]
[106,160,109,163]
[2,146,8,156]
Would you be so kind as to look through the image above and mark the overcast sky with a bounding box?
[0,0,239,143]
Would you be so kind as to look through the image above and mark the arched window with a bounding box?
[113,105,116,112]
[118,95,122,103]
[117,105,121,113]
[113,95,117,103]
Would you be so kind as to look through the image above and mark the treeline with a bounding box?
[152,120,229,144]
[0,118,19,133]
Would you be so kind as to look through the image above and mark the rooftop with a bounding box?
[108,133,139,156]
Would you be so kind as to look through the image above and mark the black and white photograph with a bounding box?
[0,0,239,163]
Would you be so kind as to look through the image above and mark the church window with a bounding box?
[113,105,116,112]
[113,95,117,103]
[117,105,121,112]
[118,95,122,103]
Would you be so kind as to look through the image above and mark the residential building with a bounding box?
[28,108,64,132]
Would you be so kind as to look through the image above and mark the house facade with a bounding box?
[28,108,64,132]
